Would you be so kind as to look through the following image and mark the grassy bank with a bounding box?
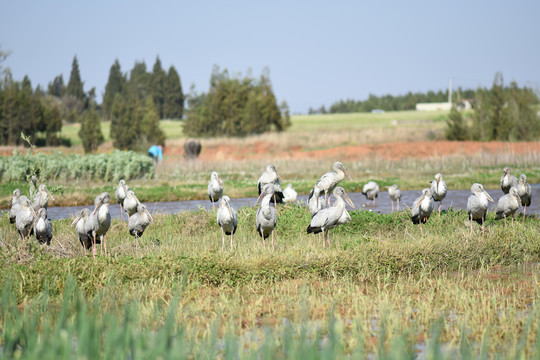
[1,206,539,357]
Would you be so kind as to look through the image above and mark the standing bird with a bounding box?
[123,190,140,217]
[34,208,53,245]
[387,185,402,212]
[310,161,351,207]
[500,167,518,194]
[128,203,154,248]
[307,187,355,248]
[283,184,298,204]
[32,184,54,212]
[115,179,130,222]
[72,208,93,253]
[85,192,112,257]
[29,175,37,199]
[15,197,36,241]
[257,164,284,205]
[207,171,224,209]
[308,187,328,215]
[517,174,532,219]
[216,195,238,248]
[411,188,434,236]
[9,189,22,224]
[362,181,379,206]
[430,173,447,217]
[256,184,278,250]
[495,187,521,225]
[467,183,495,236]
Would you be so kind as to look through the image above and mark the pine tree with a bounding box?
[44,101,62,146]
[164,66,184,119]
[445,106,468,140]
[141,96,166,146]
[151,57,166,118]
[18,76,38,144]
[103,59,125,119]
[48,75,64,97]
[66,56,85,102]
[79,103,104,153]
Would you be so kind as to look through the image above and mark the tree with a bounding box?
[163,66,184,119]
[141,96,165,146]
[48,75,64,97]
[102,59,125,119]
[445,106,468,140]
[43,101,62,146]
[66,56,85,102]
[79,103,104,153]
[151,56,167,118]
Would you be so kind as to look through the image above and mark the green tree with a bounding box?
[151,57,167,118]
[103,59,125,119]
[79,103,104,153]
[445,106,468,140]
[163,66,184,119]
[43,101,63,146]
[47,75,64,97]
[141,96,165,146]
[66,56,85,102]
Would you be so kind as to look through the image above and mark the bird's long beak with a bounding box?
[344,169,352,180]
[485,191,495,203]
[227,203,233,217]
[256,192,265,204]
[8,197,13,208]
[92,198,104,215]
[30,207,36,217]
[146,208,155,224]
[46,188,55,201]
[344,193,355,209]
[71,215,81,227]
[122,183,127,194]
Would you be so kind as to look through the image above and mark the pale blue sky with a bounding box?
[1,0,539,113]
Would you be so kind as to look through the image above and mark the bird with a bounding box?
[9,189,22,224]
[257,164,284,205]
[207,171,224,209]
[307,187,355,248]
[72,208,93,253]
[115,179,130,222]
[34,208,53,245]
[411,188,434,236]
[123,190,140,217]
[256,183,278,250]
[308,186,328,215]
[495,187,521,225]
[216,195,238,248]
[283,184,298,204]
[15,196,36,241]
[362,181,379,206]
[500,167,518,194]
[517,174,532,220]
[29,176,37,199]
[128,203,154,248]
[85,192,112,257]
[430,173,447,217]
[467,183,495,236]
[310,161,351,207]
[32,184,54,212]
[387,185,402,212]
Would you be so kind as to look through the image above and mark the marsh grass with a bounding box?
[0,205,539,357]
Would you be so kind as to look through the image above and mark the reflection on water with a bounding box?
[36,186,540,221]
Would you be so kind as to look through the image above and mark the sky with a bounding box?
[1,0,539,114]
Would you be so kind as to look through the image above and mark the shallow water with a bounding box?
[30,185,540,221]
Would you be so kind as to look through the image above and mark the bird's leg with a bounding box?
[120,204,124,222]
[100,238,103,255]
[438,202,442,218]
[372,198,375,206]
[261,230,266,248]
[230,233,233,248]
[221,228,225,249]
[325,229,331,248]
[321,232,325,249]
[391,201,394,213]
[271,231,275,251]
[482,216,485,238]
[135,234,140,249]
[469,214,473,235]
[511,214,514,226]
[523,205,527,223]
[420,222,424,236]
[273,195,277,208]
[92,235,97,258]
[397,199,400,211]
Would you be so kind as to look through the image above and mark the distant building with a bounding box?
[415,102,452,111]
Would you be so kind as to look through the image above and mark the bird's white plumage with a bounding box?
[208,171,224,203]
[283,184,297,204]
[362,181,379,202]
[495,187,521,220]
[34,207,52,245]
[500,167,518,194]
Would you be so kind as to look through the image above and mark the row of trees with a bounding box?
[183,66,291,137]
[309,89,477,114]
[446,73,540,141]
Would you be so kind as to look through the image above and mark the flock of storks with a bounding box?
[6,162,533,255]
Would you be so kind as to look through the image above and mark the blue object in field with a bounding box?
[148,145,163,161]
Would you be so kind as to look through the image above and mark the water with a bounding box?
[20,186,540,221]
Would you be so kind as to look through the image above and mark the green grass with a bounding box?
[0,206,539,357]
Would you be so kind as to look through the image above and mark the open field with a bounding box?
[1,206,540,357]
[2,109,540,357]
